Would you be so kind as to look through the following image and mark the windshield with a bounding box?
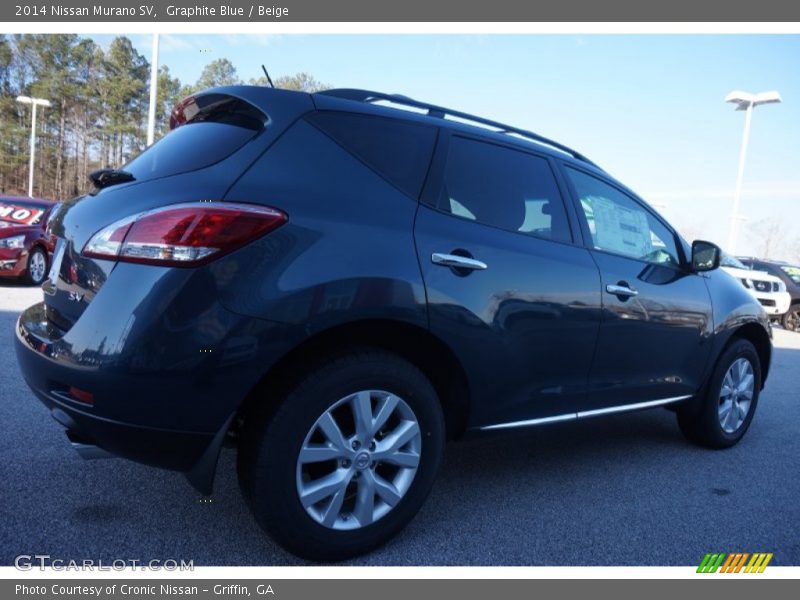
[123,94,266,181]
[781,265,800,284]
[720,253,747,269]
[0,201,49,226]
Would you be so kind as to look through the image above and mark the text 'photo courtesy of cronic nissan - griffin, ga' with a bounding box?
[14,86,772,561]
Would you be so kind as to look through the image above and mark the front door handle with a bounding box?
[431,253,488,271]
[605,283,639,297]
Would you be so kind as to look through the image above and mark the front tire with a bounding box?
[677,338,761,449]
[782,305,800,332]
[238,349,445,561]
[25,247,48,285]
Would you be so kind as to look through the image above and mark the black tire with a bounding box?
[24,247,48,285]
[237,348,445,562]
[782,305,800,332]
[677,338,761,449]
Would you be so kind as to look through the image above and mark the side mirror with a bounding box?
[691,240,721,272]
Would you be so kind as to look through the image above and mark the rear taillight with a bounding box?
[83,202,287,267]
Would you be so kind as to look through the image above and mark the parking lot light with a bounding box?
[724,90,782,254]
[16,95,52,198]
[146,33,160,146]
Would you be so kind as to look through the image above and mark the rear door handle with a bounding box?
[431,253,488,271]
[605,284,638,297]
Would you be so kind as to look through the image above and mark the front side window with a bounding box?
[565,167,681,267]
[436,136,571,243]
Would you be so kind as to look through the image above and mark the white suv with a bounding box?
[721,254,790,319]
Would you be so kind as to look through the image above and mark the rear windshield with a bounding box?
[0,201,49,226]
[123,94,266,181]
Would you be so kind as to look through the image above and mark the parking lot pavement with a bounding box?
[1,282,799,567]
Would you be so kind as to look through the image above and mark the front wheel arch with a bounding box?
[678,337,761,449]
[729,322,771,388]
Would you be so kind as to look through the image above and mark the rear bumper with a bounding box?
[43,386,213,471]
[14,262,301,473]
[16,320,217,471]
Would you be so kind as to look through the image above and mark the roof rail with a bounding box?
[317,88,597,167]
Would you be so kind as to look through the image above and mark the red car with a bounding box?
[0,196,58,285]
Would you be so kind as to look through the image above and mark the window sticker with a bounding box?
[588,195,652,257]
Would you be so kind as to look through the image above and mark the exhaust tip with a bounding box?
[65,430,114,460]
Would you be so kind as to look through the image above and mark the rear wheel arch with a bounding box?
[235,319,471,441]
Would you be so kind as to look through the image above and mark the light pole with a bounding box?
[16,95,51,198]
[724,90,781,254]
[146,33,160,146]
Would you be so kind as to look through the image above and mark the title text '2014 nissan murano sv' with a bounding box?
[15,87,771,561]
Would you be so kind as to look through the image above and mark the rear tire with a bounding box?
[237,349,445,561]
[782,305,800,332]
[677,338,761,449]
[25,247,47,286]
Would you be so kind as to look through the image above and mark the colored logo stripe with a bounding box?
[698,552,772,573]
[697,553,726,573]
[719,553,749,573]
[745,553,773,573]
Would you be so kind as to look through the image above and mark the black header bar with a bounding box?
[4,0,800,23]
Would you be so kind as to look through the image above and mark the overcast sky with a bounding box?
[92,34,800,261]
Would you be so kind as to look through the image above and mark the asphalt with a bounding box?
[1,281,799,566]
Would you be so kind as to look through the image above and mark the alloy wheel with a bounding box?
[296,390,422,531]
[785,310,799,332]
[29,251,46,284]
[718,357,754,434]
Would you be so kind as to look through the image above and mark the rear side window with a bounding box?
[305,111,437,199]
[124,94,266,181]
[436,136,572,243]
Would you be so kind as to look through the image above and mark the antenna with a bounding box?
[261,65,275,88]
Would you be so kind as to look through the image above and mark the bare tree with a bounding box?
[747,218,785,259]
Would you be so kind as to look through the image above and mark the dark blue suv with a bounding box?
[15,87,771,561]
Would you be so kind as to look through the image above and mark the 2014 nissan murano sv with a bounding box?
[15,87,772,561]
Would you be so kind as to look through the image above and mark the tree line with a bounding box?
[0,34,326,200]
